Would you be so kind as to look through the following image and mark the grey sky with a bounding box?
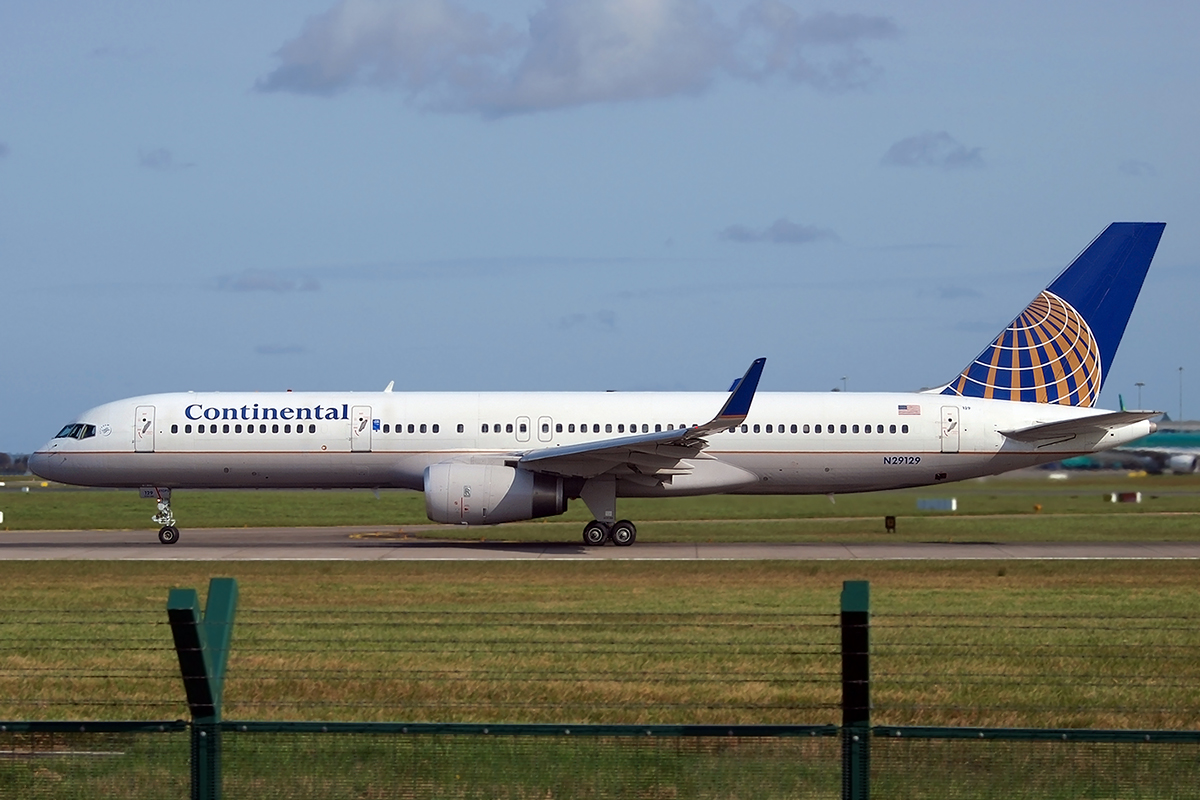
[2,1,1199,452]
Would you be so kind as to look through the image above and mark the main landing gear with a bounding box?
[145,487,180,545]
[581,519,637,547]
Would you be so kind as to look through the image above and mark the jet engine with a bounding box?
[424,463,566,525]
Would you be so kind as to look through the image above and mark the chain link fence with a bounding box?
[3,579,1199,798]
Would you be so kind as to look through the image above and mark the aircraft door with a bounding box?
[537,416,553,443]
[135,406,155,453]
[351,405,372,452]
[940,406,960,454]
[516,416,531,443]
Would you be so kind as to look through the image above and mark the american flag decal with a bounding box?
[898,404,921,415]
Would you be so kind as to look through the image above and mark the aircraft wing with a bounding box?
[517,358,766,479]
[999,411,1160,443]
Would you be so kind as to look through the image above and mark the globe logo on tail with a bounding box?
[943,291,1101,407]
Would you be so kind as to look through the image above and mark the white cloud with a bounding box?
[557,309,616,330]
[721,217,839,244]
[217,269,320,293]
[881,131,983,170]
[138,147,194,171]
[1119,159,1155,177]
[255,344,308,355]
[256,0,897,115]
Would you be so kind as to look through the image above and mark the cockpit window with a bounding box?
[54,423,96,440]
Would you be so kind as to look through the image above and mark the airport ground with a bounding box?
[2,471,1198,730]
[3,471,1200,544]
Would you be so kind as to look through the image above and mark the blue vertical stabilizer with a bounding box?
[941,222,1165,407]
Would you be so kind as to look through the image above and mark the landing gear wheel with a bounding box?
[582,521,610,546]
[158,525,180,545]
[610,520,637,547]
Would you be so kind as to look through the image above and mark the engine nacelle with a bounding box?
[1167,454,1198,473]
[424,463,566,525]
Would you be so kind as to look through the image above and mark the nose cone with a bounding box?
[28,447,59,482]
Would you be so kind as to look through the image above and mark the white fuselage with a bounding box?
[31,390,1152,497]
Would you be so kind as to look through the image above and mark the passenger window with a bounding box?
[568,424,575,433]
[222,424,229,433]
[543,423,550,433]
[753,424,761,433]
[309,424,316,433]
[841,424,848,434]
[618,424,625,433]
[791,424,798,433]
[641,424,648,433]
[814,424,821,433]
[272,424,279,433]
[890,424,896,433]
[655,424,662,432]
[667,424,674,430]
[420,424,428,434]
[171,424,178,434]
[185,424,193,434]
[383,424,390,433]
[765,424,773,433]
[506,423,513,433]
[408,424,416,434]
[519,423,526,433]
[260,424,267,433]
[741,424,748,433]
[432,424,440,433]
[902,424,909,434]
[457,424,464,433]
[593,424,600,433]
[605,424,613,433]
[555,423,562,433]
[801,424,808,433]
[877,425,884,433]
[482,424,489,433]
[283,424,290,433]
[852,425,860,434]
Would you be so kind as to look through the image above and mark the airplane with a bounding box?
[30,222,1166,546]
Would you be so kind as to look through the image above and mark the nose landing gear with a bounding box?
[143,487,180,545]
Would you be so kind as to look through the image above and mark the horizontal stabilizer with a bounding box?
[1000,411,1159,443]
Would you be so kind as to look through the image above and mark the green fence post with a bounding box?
[168,577,239,800]
[841,580,870,800]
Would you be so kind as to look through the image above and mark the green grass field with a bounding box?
[2,560,1198,730]
[3,472,1200,542]
[3,552,1199,798]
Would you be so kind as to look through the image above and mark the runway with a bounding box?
[2,526,1199,560]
